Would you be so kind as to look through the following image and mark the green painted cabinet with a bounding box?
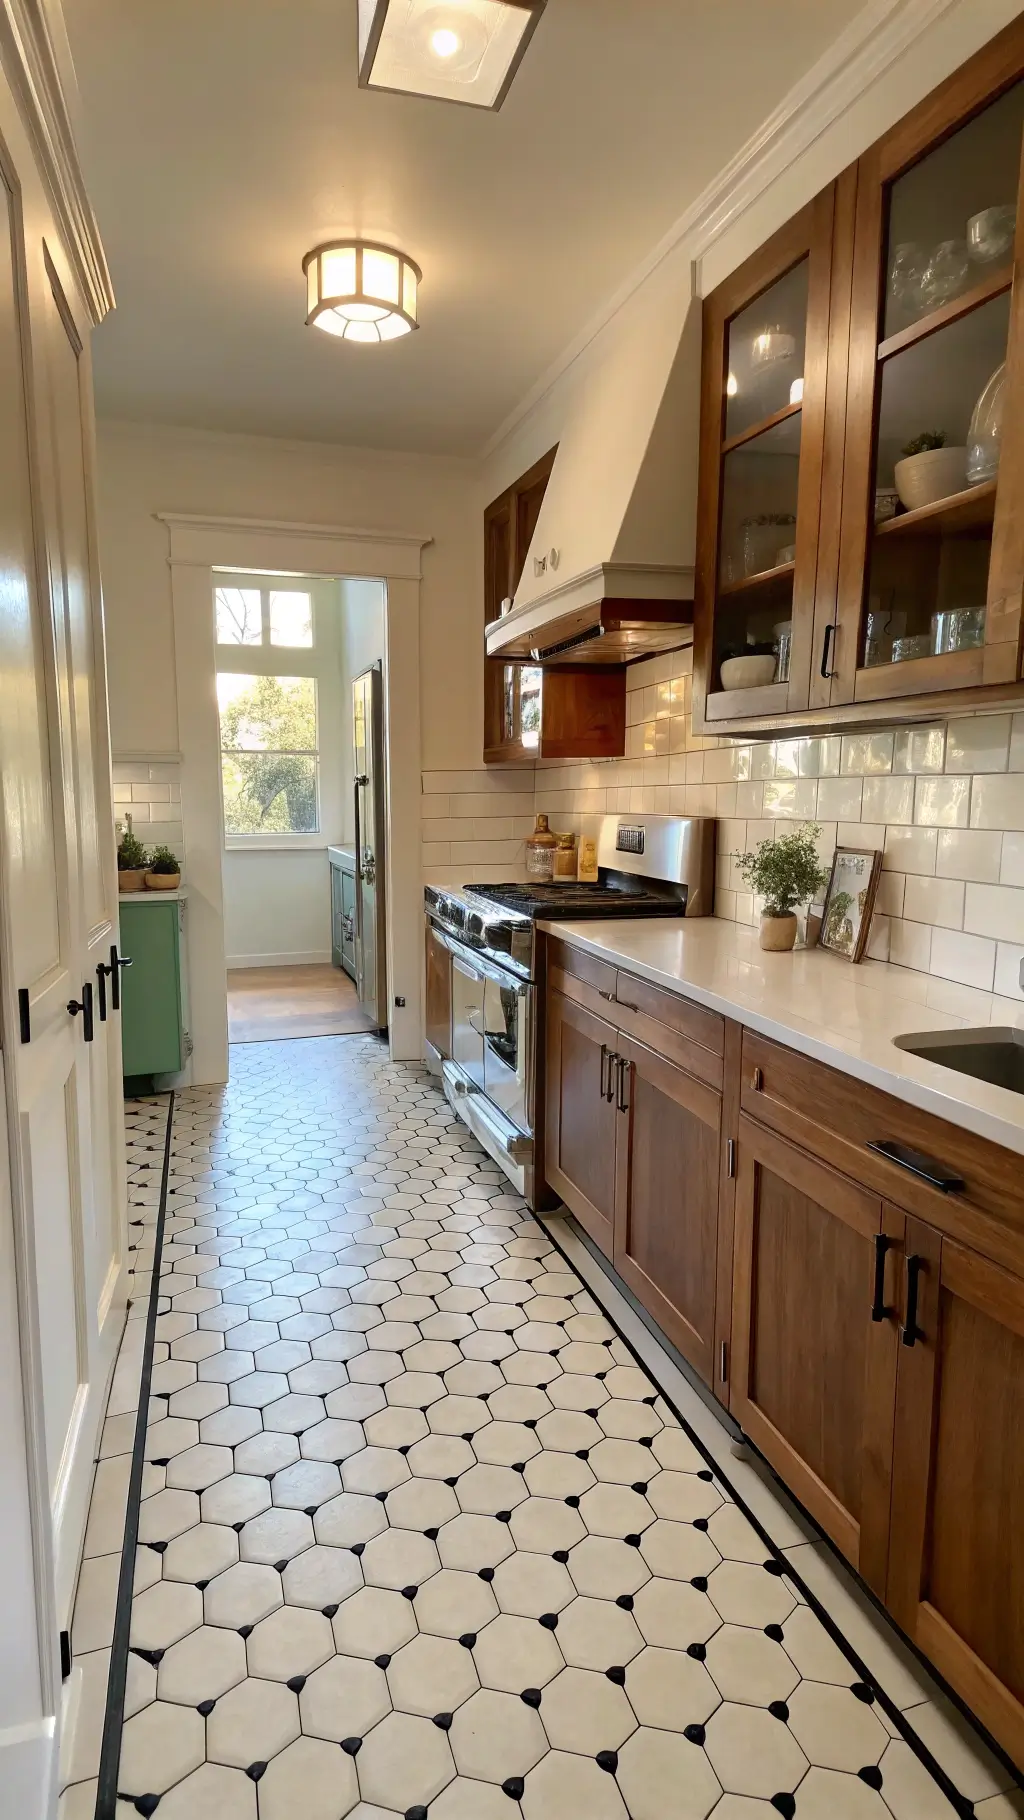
[119,899,184,1080]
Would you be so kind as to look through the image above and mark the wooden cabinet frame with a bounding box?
[834,20,1024,714]
[693,15,1024,736]
[692,183,850,731]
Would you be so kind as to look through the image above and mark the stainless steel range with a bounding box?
[424,815,715,1201]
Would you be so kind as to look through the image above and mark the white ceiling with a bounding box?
[65,0,855,455]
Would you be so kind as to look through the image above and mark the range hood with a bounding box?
[486,285,700,667]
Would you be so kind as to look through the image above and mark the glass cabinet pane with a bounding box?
[884,81,1023,339]
[726,260,809,439]
[519,666,542,748]
[863,291,1009,669]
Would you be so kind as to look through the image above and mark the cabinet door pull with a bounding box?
[751,1066,763,1092]
[599,1044,611,1100]
[866,1139,964,1194]
[901,1254,925,1348]
[820,622,836,680]
[870,1233,891,1322]
[727,1138,736,1179]
[719,1340,728,1384]
[616,1055,631,1113]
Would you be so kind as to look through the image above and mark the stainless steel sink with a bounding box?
[893,1026,1024,1096]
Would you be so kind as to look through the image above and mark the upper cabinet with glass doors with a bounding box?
[693,18,1024,736]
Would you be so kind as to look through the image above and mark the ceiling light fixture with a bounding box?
[302,240,420,344]
[357,0,545,110]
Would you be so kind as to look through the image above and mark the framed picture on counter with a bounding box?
[819,846,883,963]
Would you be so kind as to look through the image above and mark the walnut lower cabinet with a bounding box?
[542,944,1024,1765]
[886,1221,1024,1767]
[545,981,722,1385]
[729,1117,900,1595]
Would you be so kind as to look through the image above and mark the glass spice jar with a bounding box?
[525,812,557,879]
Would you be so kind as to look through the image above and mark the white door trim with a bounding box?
[160,513,430,1082]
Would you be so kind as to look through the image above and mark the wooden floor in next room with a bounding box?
[227,965,376,1044]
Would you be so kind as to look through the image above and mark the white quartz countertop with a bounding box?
[328,845,357,870]
[538,915,1024,1157]
[118,887,187,903]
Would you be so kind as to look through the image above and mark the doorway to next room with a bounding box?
[214,569,387,1046]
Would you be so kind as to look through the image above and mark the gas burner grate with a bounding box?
[466,881,685,919]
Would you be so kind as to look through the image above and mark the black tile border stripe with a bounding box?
[542,1212,982,1820]
[94,1092,175,1820]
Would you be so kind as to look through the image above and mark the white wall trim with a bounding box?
[0,0,114,323]
[166,513,428,1081]
[479,0,968,458]
[227,950,332,969]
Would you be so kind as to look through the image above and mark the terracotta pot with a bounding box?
[759,911,798,952]
[118,869,147,893]
[145,872,181,891]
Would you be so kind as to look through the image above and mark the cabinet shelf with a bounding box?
[877,265,1013,363]
[873,479,996,540]
[721,400,802,456]
[718,560,795,604]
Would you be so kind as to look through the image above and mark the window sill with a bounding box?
[224,837,329,853]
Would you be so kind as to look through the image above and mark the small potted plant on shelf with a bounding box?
[117,826,149,893]
[893,430,967,512]
[145,845,181,891]
[737,825,830,953]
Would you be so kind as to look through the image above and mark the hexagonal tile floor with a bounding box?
[81,1037,981,1818]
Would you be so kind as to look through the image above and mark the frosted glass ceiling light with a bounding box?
[358,0,545,109]
[302,240,420,344]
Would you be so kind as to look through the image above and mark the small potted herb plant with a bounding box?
[117,826,149,893]
[893,430,967,511]
[737,825,830,952]
[145,845,181,891]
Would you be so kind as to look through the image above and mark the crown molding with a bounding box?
[479,0,964,461]
[0,0,113,322]
[156,511,432,548]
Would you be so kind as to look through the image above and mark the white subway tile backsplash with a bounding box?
[929,926,996,991]
[914,775,970,827]
[970,774,1024,831]
[935,827,1003,884]
[422,653,1024,993]
[944,715,1011,774]
[963,883,1024,944]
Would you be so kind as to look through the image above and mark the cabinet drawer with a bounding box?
[741,1029,1024,1269]
[613,972,724,1088]
[547,936,617,1007]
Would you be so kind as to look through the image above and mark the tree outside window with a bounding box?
[218,673,319,834]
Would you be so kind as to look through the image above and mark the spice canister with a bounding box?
[525,813,557,879]
[552,833,577,883]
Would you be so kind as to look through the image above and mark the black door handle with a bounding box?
[68,982,94,1042]
[870,1233,891,1322]
[820,623,836,680]
[110,945,132,1012]
[96,960,111,1021]
[901,1255,925,1348]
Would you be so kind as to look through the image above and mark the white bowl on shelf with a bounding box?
[720,654,777,690]
[893,446,967,511]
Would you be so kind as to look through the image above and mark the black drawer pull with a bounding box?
[598,988,615,1002]
[902,1254,925,1348]
[616,998,640,1014]
[867,1139,964,1194]
[870,1233,891,1323]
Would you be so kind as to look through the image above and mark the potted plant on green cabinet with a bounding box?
[117,826,149,893]
[145,845,181,891]
[738,825,829,952]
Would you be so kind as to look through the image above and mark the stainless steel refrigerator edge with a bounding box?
[352,662,388,1031]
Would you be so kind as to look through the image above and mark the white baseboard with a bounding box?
[226,950,333,969]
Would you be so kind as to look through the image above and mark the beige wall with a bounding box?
[96,419,479,770]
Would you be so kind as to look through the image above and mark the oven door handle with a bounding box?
[438,932,530,996]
